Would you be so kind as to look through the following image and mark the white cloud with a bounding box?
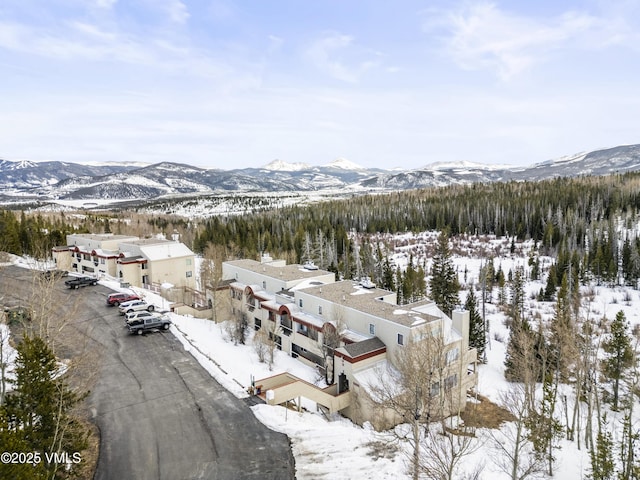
[428,2,610,80]
[93,0,117,8]
[267,34,284,54]
[165,0,190,24]
[304,32,379,83]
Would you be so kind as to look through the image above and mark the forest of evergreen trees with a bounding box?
[4,172,640,292]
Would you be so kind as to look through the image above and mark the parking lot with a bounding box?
[0,265,295,480]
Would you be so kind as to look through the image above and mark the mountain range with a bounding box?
[1,144,640,204]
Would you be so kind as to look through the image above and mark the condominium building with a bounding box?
[223,256,478,429]
[53,233,196,289]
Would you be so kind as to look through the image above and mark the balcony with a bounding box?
[296,326,318,341]
[280,316,293,336]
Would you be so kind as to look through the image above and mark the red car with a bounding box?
[106,292,141,307]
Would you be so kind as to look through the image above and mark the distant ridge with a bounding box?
[1,144,639,203]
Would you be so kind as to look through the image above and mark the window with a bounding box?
[262,281,267,289]
[397,333,404,346]
[254,318,262,330]
[446,347,459,365]
[318,306,323,315]
[186,258,192,266]
[430,381,440,397]
[100,258,105,264]
[444,374,458,390]
[369,324,375,335]
[299,299,303,308]
[186,271,192,278]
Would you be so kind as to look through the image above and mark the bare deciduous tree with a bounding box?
[200,243,233,323]
[368,333,463,480]
[418,415,482,480]
[319,305,347,384]
[0,314,10,405]
[490,386,546,480]
[225,309,248,346]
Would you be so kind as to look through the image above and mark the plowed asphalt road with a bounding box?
[0,265,295,480]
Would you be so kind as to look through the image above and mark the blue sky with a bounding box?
[1,0,639,170]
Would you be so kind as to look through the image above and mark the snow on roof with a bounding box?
[293,310,326,330]
[290,278,328,291]
[224,259,333,283]
[260,300,280,311]
[134,241,194,261]
[302,281,444,328]
[342,329,370,343]
[352,359,402,403]
[70,233,138,242]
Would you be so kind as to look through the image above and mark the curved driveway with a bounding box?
[0,266,295,480]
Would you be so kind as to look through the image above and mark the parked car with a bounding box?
[124,310,159,324]
[65,276,97,289]
[119,300,155,315]
[127,315,171,335]
[107,292,141,307]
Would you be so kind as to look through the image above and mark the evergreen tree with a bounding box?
[403,256,416,304]
[504,316,546,383]
[602,311,635,411]
[589,415,615,480]
[528,249,540,281]
[381,256,395,291]
[1,336,88,479]
[549,273,574,377]
[509,266,526,324]
[465,286,486,361]
[497,268,507,305]
[429,230,459,317]
[543,264,557,301]
[526,372,563,476]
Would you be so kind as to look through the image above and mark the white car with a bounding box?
[124,310,160,324]
[119,300,155,315]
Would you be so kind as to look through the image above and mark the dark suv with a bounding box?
[106,292,141,307]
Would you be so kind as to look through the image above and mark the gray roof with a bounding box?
[300,280,444,328]
[119,255,145,263]
[70,234,138,241]
[225,259,333,282]
[342,337,386,358]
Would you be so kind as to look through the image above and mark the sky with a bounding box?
[1,0,639,170]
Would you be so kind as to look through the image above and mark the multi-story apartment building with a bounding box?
[223,256,478,429]
[53,233,196,289]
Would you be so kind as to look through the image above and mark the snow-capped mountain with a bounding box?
[262,159,312,171]
[326,157,366,170]
[0,159,132,193]
[1,144,640,204]
[518,144,640,179]
[366,144,640,189]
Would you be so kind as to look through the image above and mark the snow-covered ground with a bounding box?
[4,234,640,479]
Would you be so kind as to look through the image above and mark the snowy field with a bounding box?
[5,233,640,479]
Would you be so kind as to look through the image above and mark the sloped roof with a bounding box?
[136,241,194,261]
[224,259,333,282]
[341,337,386,358]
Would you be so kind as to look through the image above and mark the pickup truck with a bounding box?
[65,276,98,289]
[127,315,172,335]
